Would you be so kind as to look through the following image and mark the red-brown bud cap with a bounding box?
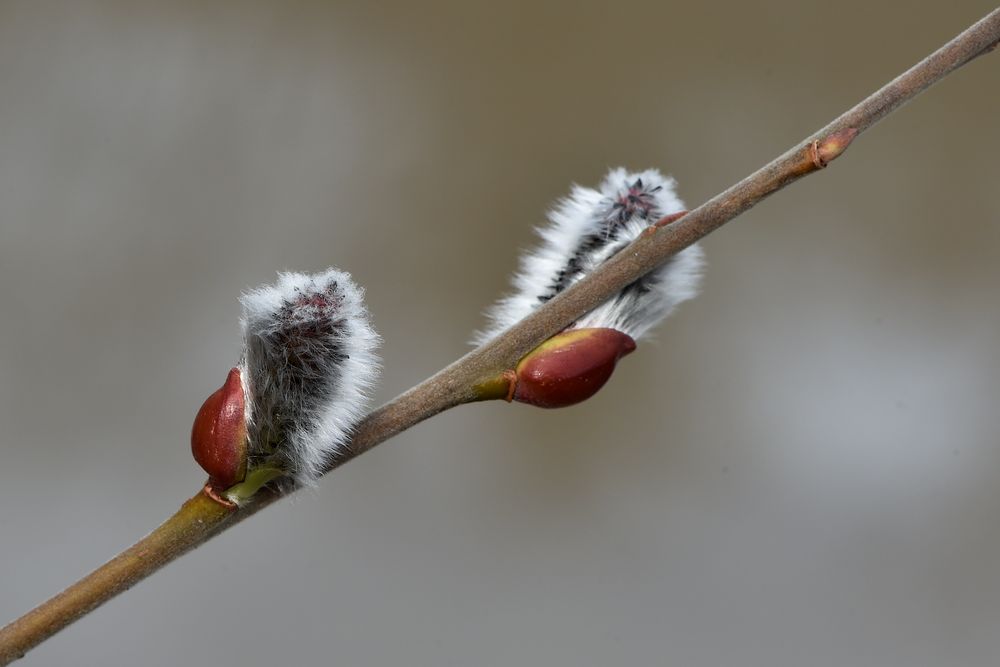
[191,367,248,488]
[512,328,636,408]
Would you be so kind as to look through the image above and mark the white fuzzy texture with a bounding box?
[239,268,380,486]
[475,167,704,343]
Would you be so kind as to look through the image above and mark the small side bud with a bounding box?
[809,127,859,169]
[191,367,248,490]
[511,328,636,408]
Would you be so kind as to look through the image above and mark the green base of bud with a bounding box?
[221,466,286,505]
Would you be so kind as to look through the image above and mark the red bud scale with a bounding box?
[191,367,248,489]
[511,328,636,408]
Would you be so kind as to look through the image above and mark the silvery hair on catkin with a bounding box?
[475,167,704,344]
[239,268,380,486]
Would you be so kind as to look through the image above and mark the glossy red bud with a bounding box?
[191,367,248,488]
[512,328,636,408]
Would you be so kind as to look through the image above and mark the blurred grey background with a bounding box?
[1,2,999,665]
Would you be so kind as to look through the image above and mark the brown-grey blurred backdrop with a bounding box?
[1,2,999,665]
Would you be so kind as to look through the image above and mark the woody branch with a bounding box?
[1,7,998,665]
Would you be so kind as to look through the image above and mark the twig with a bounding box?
[2,7,998,664]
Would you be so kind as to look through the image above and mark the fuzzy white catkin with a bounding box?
[475,168,704,343]
[238,268,380,485]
